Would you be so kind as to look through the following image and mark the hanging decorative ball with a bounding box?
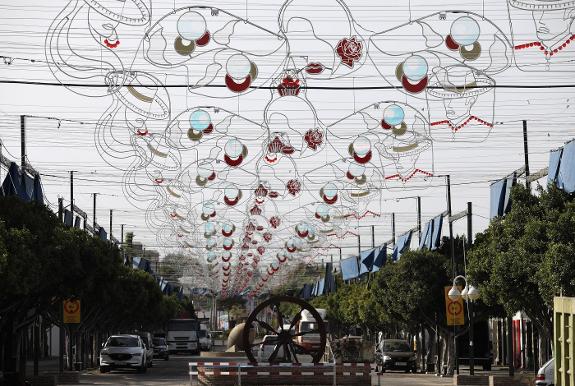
[383,104,405,127]
[190,109,212,132]
[450,16,480,46]
[403,55,428,82]
[177,11,207,41]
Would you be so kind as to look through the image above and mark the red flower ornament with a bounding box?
[286,179,301,196]
[336,37,363,68]
[304,128,323,150]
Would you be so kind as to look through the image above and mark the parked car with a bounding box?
[258,335,285,362]
[152,337,169,361]
[198,329,213,351]
[375,339,417,373]
[536,358,554,386]
[99,334,150,373]
[136,331,154,367]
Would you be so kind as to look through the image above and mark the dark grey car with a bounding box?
[375,339,417,373]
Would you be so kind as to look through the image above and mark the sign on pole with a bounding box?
[444,287,464,326]
[63,299,81,324]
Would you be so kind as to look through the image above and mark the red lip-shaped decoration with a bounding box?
[322,193,338,205]
[256,225,264,231]
[445,35,460,51]
[104,38,120,48]
[154,178,164,184]
[282,145,295,155]
[346,171,354,180]
[315,213,321,219]
[381,120,392,130]
[207,172,216,181]
[224,153,244,167]
[225,74,251,93]
[196,31,210,47]
[268,191,279,198]
[353,150,372,164]
[136,128,148,136]
[402,75,428,94]
[305,62,325,74]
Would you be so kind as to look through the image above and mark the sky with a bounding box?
[0,0,574,295]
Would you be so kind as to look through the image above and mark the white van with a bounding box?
[295,308,327,353]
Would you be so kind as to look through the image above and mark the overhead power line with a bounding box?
[1,79,575,90]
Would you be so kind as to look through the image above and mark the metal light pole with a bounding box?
[448,276,480,376]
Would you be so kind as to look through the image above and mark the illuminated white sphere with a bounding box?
[222,223,234,234]
[177,11,207,41]
[316,203,330,217]
[403,55,428,82]
[207,252,217,263]
[197,164,213,178]
[348,162,365,177]
[223,238,233,248]
[202,202,215,215]
[451,16,480,46]
[222,251,232,259]
[225,138,243,158]
[384,104,405,126]
[226,54,251,80]
[296,222,308,233]
[352,136,371,156]
[206,238,216,248]
[323,183,338,198]
[224,185,239,199]
[190,109,211,132]
[204,222,215,234]
[270,261,279,271]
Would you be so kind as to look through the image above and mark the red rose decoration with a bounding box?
[263,232,272,242]
[286,179,301,196]
[336,36,363,68]
[269,216,281,229]
[304,128,323,150]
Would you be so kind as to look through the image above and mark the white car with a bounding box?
[99,335,149,373]
[536,358,554,386]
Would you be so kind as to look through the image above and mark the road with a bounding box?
[63,354,452,386]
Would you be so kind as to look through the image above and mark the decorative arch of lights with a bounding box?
[46,0,575,297]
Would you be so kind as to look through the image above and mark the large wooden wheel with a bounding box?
[242,295,326,364]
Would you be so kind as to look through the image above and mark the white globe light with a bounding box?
[207,252,217,263]
[224,185,239,199]
[223,238,233,248]
[348,162,365,177]
[204,222,215,234]
[177,11,207,41]
[403,55,428,82]
[323,183,338,198]
[222,223,234,233]
[468,285,480,301]
[353,136,371,156]
[316,203,330,217]
[190,109,211,132]
[296,222,308,233]
[448,285,461,301]
[206,238,216,248]
[461,285,469,301]
[384,104,405,126]
[223,251,232,259]
[225,138,244,158]
[226,54,251,80]
[451,16,480,46]
[202,202,214,215]
[197,164,213,178]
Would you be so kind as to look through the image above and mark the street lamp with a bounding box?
[448,275,480,375]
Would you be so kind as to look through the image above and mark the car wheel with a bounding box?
[99,366,109,373]
[165,356,169,361]
[137,364,147,373]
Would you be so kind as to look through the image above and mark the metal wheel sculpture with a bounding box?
[242,295,326,364]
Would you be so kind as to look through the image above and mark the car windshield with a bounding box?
[106,337,139,347]
[153,338,165,346]
[262,336,279,345]
[167,319,199,331]
[381,341,411,352]
[300,321,317,332]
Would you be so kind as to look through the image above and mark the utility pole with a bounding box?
[467,202,473,248]
[523,120,530,190]
[20,115,26,170]
[446,175,455,276]
[371,225,375,248]
[109,209,113,240]
[69,171,74,213]
[357,233,361,256]
[92,193,98,234]
[391,213,396,244]
[58,198,64,221]
[417,196,422,242]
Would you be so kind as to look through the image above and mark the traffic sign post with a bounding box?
[63,299,81,324]
[444,287,464,326]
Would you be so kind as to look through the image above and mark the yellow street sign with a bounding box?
[444,287,464,326]
[63,299,81,324]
